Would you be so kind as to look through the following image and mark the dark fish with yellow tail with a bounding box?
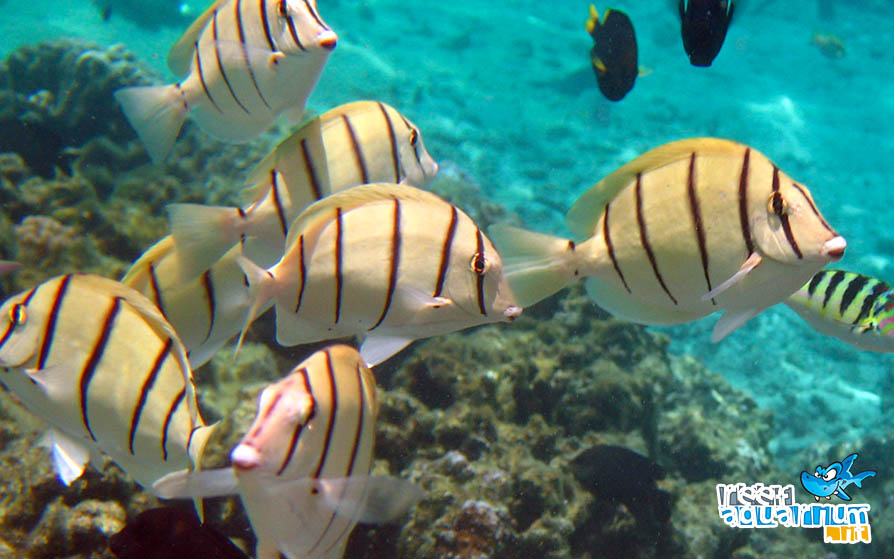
[0,274,216,498]
[786,270,894,352]
[490,138,845,342]
[154,345,423,559]
[678,0,735,66]
[586,5,638,101]
[115,0,337,162]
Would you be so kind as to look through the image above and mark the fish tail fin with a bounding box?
[488,224,581,307]
[114,84,186,163]
[234,254,277,355]
[168,203,244,279]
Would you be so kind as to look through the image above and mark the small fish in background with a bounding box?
[810,32,846,58]
[0,260,21,274]
[110,506,249,559]
[154,345,423,559]
[570,444,672,524]
[489,138,846,342]
[585,6,638,101]
[100,4,112,22]
[168,100,439,281]
[785,269,894,352]
[115,0,337,163]
[0,274,216,508]
[121,237,266,369]
[678,0,735,66]
[236,183,522,366]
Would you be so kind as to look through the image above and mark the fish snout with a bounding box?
[231,443,262,471]
[503,305,523,322]
[822,236,847,261]
[316,30,338,50]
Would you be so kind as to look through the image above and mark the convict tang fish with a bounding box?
[237,183,522,365]
[115,0,337,162]
[786,269,894,352]
[154,345,422,559]
[168,100,439,280]
[490,138,845,341]
[121,237,265,369]
[0,274,216,494]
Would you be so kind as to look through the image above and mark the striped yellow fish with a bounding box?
[121,237,266,369]
[0,274,216,493]
[115,0,337,162]
[154,345,422,559]
[238,183,522,366]
[786,269,894,352]
[168,100,439,280]
[490,138,845,341]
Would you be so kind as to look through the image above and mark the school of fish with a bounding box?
[1,1,887,558]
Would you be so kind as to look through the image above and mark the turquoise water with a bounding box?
[1,0,893,557]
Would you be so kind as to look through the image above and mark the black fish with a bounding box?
[570,444,671,524]
[586,6,638,102]
[678,0,735,66]
[109,506,249,559]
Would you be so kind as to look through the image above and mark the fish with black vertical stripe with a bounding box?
[489,138,845,342]
[785,269,894,352]
[114,0,337,162]
[167,100,439,280]
[0,274,216,499]
[153,345,423,559]
[236,183,522,366]
[121,237,262,369]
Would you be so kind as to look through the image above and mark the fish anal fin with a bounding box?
[711,307,760,342]
[39,429,90,486]
[360,336,414,367]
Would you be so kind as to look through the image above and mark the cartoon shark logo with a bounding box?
[800,453,876,501]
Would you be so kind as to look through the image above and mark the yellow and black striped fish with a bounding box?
[168,100,440,280]
[490,138,845,341]
[115,0,337,162]
[786,269,894,352]
[238,183,522,366]
[0,274,215,492]
[121,238,266,369]
[154,345,422,559]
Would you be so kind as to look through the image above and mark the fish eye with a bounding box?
[823,468,837,481]
[277,0,288,17]
[408,129,419,146]
[814,467,822,476]
[8,304,26,326]
[768,192,789,217]
[470,252,489,276]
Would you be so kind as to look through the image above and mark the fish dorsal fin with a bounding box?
[167,0,232,77]
[119,236,176,287]
[243,113,330,205]
[284,183,447,255]
[566,137,742,238]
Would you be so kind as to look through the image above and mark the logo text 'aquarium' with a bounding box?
[716,453,876,544]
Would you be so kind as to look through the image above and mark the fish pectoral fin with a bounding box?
[27,365,76,399]
[267,475,424,524]
[360,335,415,367]
[38,429,90,486]
[837,487,851,500]
[355,475,426,524]
[702,251,763,301]
[152,467,239,499]
[711,307,761,342]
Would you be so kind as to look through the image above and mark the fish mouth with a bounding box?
[316,31,338,50]
[821,236,847,261]
[503,305,523,322]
